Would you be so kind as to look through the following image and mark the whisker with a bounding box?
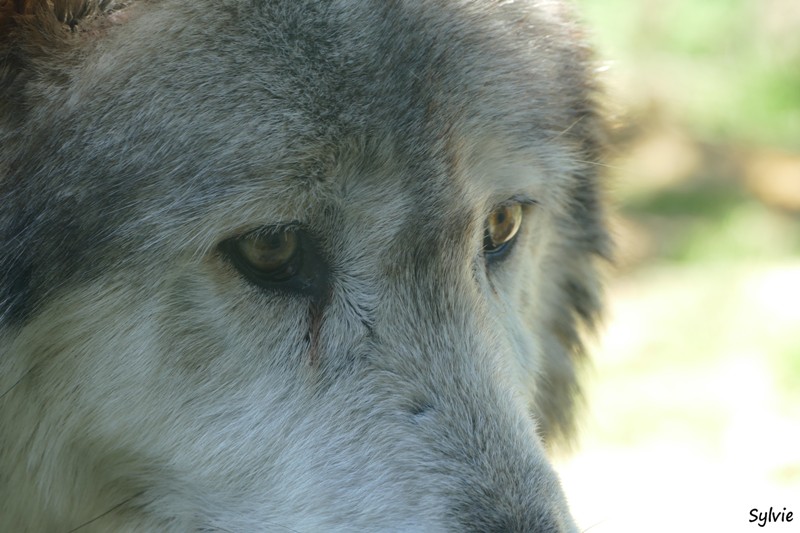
[66,492,144,533]
[570,159,624,170]
[0,367,34,401]
[550,116,585,140]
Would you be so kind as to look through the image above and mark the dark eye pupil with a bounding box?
[265,235,284,250]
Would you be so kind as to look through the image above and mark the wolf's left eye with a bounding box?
[483,203,523,262]
[235,231,300,281]
[220,227,327,296]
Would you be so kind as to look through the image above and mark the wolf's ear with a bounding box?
[1,1,115,84]
[1,0,112,34]
[1,0,34,81]
[1,0,120,115]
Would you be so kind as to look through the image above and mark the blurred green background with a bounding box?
[555,1,800,531]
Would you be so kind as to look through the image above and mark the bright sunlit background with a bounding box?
[555,1,800,531]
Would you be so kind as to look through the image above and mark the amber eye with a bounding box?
[225,228,303,284]
[220,226,328,297]
[237,231,298,276]
[483,203,523,259]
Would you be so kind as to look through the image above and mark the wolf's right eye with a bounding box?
[483,203,523,263]
[219,227,327,296]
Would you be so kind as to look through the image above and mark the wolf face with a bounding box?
[0,1,609,531]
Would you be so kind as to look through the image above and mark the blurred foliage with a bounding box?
[572,0,800,430]
[579,0,800,148]
[557,3,800,531]
[570,0,800,271]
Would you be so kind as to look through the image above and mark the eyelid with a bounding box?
[241,222,302,239]
[489,193,539,213]
[219,222,303,245]
[494,194,538,209]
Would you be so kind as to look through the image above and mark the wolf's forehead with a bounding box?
[237,1,577,146]
[45,1,578,215]
[132,1,578,153]
[151,1,581,201]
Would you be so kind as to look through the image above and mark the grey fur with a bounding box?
[1,1,609,530]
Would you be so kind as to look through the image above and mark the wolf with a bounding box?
[0,0,610,531]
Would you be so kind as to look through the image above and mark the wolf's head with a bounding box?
[0,1,609,530]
